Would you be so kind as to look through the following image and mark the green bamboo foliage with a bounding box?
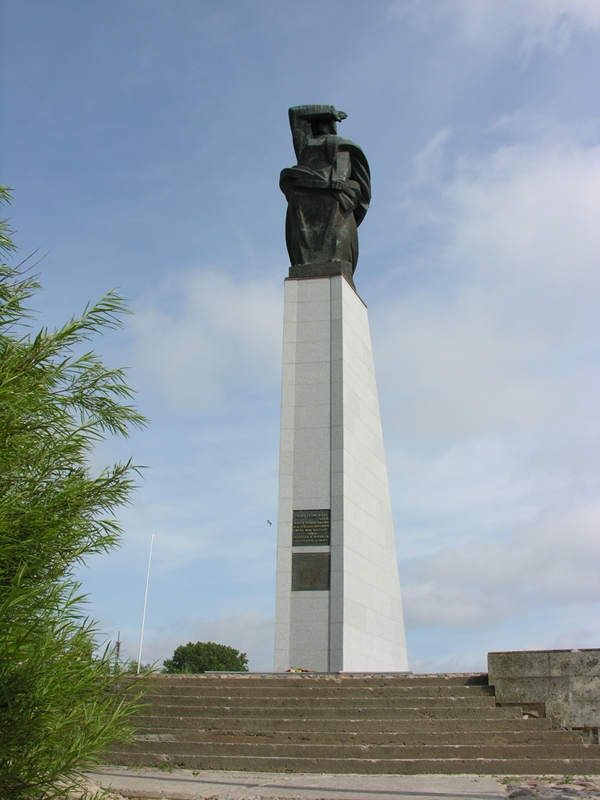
[0,187,148,799]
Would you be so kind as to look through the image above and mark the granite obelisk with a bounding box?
[274,106,408,672]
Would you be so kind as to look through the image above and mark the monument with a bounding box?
[274,106,409,672]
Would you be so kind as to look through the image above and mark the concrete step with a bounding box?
[138,674,488,688]
[136,704,523,719]
[130,729,583,746]
[104,752,600,775]
[106,673,599,775]
[133,714,553,732]
[136,694,497,708]
[108,741,600,760]
[139,684,495,698]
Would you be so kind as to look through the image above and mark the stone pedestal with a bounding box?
[274,274,408,672]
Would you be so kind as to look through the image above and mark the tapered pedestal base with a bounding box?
[274,274,408,672]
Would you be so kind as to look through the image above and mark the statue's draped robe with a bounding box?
[280,127,371,274]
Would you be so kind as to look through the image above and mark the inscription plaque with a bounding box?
[292,509,330,546]
[292,553,330,591]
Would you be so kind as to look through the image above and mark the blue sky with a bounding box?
[2,0,599,672]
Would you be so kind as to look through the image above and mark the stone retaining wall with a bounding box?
[488,649,600,733]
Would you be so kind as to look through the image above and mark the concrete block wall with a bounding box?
[488,649,600,731]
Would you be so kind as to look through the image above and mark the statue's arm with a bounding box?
[351,152,371,227]
[288,105,348,159]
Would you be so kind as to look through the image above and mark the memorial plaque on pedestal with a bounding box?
[292,509,330,546]
[291,553,330,591]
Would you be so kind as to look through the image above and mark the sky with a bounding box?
[1,0,599,673]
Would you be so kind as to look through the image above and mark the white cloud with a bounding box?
[377,288,572,442]
[409,651,488,675]
[550,628,598,649]
[459,0,600,56]
[140,610,275,672]
[390,436,566,560]
[380,132,600,443]
[402,500,600,629]
[131,269,282,412]
[380,125,600,651]
[448,142,600,300]
[389,0,600,57]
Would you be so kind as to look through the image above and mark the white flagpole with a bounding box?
[137,531,155,674]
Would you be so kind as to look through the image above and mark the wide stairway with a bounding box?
[106,673,600,774]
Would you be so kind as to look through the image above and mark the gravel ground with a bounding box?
[502,777,600,799]
[84,767,600,800]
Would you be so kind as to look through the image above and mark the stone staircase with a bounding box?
[105,673,600,774]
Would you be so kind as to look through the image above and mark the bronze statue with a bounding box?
[280,105,371,284]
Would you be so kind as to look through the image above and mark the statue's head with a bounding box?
[311,116,337,137]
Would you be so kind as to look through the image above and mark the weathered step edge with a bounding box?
[107,672,598,775]
[107,742,600,759]
[104,752,600,775]
[135,705,523,719]
[132,715,553,732]
[129,729,580,745]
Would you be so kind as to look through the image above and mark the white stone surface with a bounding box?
[274,275,408,673]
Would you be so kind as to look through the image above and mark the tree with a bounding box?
[0,186,147,799]
[163,641,249,673]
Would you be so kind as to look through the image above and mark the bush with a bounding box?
[0,186,147,799]
[163,641,249,673]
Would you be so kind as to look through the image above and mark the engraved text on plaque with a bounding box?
[292,509,330,546]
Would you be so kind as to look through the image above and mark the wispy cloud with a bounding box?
[139,610,275,672]
[403,501,600,629]
[376,124,600,654]
[389,0,600,57]
[380,130,600,442]
[131,269,283,412]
